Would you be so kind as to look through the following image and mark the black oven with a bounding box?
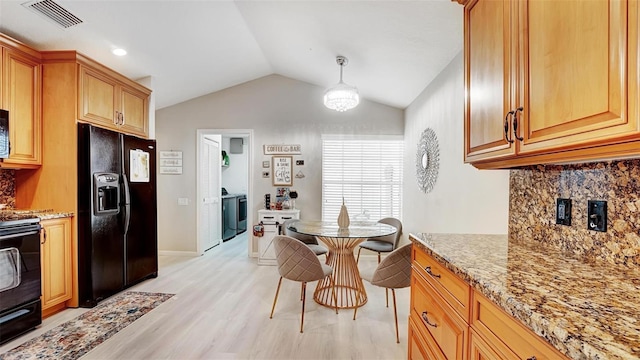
[0,217,42,345]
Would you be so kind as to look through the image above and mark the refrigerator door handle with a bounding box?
[122,173,131,236]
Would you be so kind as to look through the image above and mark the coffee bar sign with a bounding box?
[263,144,301,155]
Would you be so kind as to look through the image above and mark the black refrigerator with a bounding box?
[77,124,158,308]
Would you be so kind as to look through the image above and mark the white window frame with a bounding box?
[321,135,404,223]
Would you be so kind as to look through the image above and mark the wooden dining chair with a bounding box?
[283,219,328,258]
[353,243,412,343]
[269,235,338,333]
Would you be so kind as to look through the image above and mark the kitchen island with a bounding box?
[409,233,639,360]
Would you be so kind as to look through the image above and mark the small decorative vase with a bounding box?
[337,198,350,229]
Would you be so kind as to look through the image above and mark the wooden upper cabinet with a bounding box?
[464,0,516,162]
[518,0,636,154]
[462,0,639,169]
[79,64,149,138]
[79,66,117,126]
[1,46,42,168]
[119,84,148,136]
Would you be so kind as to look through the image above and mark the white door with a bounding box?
[197,134,222,254]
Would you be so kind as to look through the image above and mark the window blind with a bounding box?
[322,137,404,222]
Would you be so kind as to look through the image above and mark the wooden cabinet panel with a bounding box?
[410,274,467,360]
[79,66,117,126]
[464,0,516,162]
[471,290,568,360]
[408,316,440,360]
[412,247,470,320]
[41,217,73,314]
[469,328,517,360]
[1,47,41,167]
[518,0,636,153]
[120,85,148,136]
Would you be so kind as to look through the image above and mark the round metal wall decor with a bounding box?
[416,128,440,193]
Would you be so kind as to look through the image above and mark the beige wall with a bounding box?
[156,74,404,254]
[403,52,509,236]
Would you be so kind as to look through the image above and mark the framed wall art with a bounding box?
[272,156,293,186]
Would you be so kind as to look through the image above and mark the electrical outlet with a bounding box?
[587,200,607,232]
[556,198,572,226]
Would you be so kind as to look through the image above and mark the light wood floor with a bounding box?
[0,233,409,359]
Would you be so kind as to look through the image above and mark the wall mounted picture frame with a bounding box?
[272,156,293,186]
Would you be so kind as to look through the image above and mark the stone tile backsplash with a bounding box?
[0,169,15,208]
[509,160,640,267]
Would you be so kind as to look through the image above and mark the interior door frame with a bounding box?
[196,128,254,257]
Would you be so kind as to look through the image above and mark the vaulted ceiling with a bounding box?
[0,0,463,110]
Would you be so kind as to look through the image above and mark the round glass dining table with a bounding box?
[286,219,397,309]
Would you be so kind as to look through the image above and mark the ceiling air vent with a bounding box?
[22,0,83,29]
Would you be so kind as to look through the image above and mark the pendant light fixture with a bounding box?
[324,56,360,112]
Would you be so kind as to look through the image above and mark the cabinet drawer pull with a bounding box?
[504,110,515,143]
[513,106,524,141]
[527,357,537,360]
[421,311,437,327]
[425,266,441,278]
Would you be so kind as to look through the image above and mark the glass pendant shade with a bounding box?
[324,56,359,112]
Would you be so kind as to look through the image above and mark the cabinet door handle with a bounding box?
[41,228,47,244]
[504,110,515,143]
[114,111,119,125]
[513,106,524,141]
[527,357,537,360]
[421,311,438,327]
[120,112,126,126]
[425,266,441,279]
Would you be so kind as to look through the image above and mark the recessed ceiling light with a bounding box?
[112,48,127,56]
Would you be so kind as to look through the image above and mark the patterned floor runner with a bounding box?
[1,291,174,360]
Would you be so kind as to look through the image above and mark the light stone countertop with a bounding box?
[10,209,74,220]
[409,233,640,360]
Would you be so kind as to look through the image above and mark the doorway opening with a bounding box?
[196,129,253,256]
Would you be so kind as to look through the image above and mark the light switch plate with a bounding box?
[178,198,189,206]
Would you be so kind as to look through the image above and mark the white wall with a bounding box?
[221,136,249,194]
[403,52,509,237]
[156,74,403,254]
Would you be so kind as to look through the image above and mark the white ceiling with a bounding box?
[0,0,463,110]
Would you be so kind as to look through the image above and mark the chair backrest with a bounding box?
[374,217,403,248]
[272,235,326,282]
[370,243,412,289]
[283,219,319,245]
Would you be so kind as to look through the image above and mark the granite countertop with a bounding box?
[0,209,74,221]
[409,233,640,360]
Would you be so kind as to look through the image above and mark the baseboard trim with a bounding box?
[159,250,200,257]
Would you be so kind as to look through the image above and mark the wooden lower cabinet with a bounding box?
[40,217,73,317]
[409,241,569,360]
[471,291,568,360]
[410,274,467,359]
[409,316,438,360]
[469,328,516,360]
